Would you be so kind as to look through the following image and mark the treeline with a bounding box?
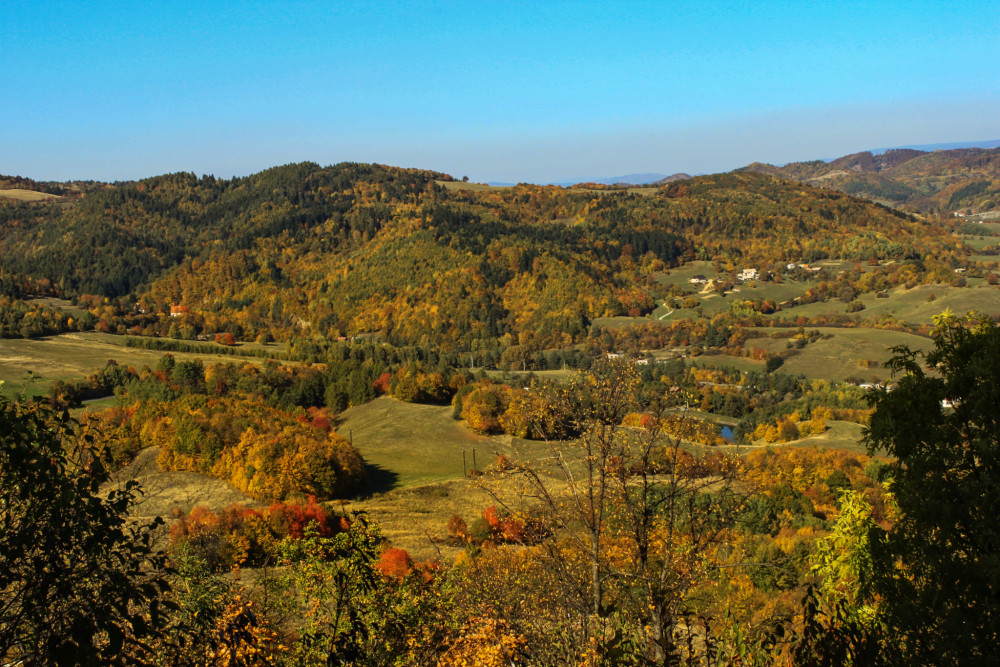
[0,297,89,338]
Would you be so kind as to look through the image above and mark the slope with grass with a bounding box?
[335,396,491,491]
[746,327,932,382]
[0,332,269,399]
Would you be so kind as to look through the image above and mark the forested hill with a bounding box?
[0,162,963,349]
[743,146,1000,214]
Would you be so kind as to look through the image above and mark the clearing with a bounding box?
[0,332,274,399]
[335,396,491,490]
[746,327,932,382]
[0,188,61,202]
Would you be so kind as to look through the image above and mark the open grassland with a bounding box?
[435,180,508,192]
[732,420,868,456]
[345,478,497,561]
[647,260,993,327]
[654,261,718,286]
[104,396,875,561]
[774,283,1000,324]
[593,315,658,329]
[0,188,61,202]
[682,280,811,318]
[0,332,272,399]
[960,235,996,251]
[746,327,932,382]
[355,417,872,561]
[71,395,119,418]
[110,446,254,527]
[854,284,1000,322]
[787,420,870,455]
[335,396,492,490]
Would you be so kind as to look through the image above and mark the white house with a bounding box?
[738,268,758,281]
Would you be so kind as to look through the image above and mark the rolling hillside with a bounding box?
[0,162,967,351]
[743,146,1000,214]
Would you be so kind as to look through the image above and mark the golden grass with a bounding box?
[0,188,61,202]
[0,332,271,399]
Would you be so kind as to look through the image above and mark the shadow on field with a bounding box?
[364,463,401,495]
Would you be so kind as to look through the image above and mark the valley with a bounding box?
[2,154,998,664]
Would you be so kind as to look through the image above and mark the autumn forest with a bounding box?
[2,148,1000,665]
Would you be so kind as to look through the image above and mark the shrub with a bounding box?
[375,547,414,579]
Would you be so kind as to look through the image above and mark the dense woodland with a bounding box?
[1,160,999,664]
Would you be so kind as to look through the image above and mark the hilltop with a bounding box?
[743,145,1000,214]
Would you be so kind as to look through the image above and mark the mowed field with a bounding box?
[0,332,272,399]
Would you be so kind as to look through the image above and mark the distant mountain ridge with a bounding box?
[743,144,1000,214]
[581,172,675,186]
[871,139,1000,154]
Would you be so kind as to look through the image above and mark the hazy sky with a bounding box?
[4,0,999,183]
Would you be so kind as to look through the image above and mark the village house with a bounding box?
[738,268,758,281]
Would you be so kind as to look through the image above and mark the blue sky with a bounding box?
[3,0,998,182]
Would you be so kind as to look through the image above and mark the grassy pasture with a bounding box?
[746,327,931,382]
[733,420,868,456]
[335,396,492,490]
[960,236,996,251]
[352,414,872,560]
[787,420,869,455]
[0,188,61,202]
[435,180,508,192]
[101,387,875,561]
[0,332,270,399]
[855,284,1000,323]
[110,446,254,527]
[776,283,1000,324]
[654,261,719,287]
